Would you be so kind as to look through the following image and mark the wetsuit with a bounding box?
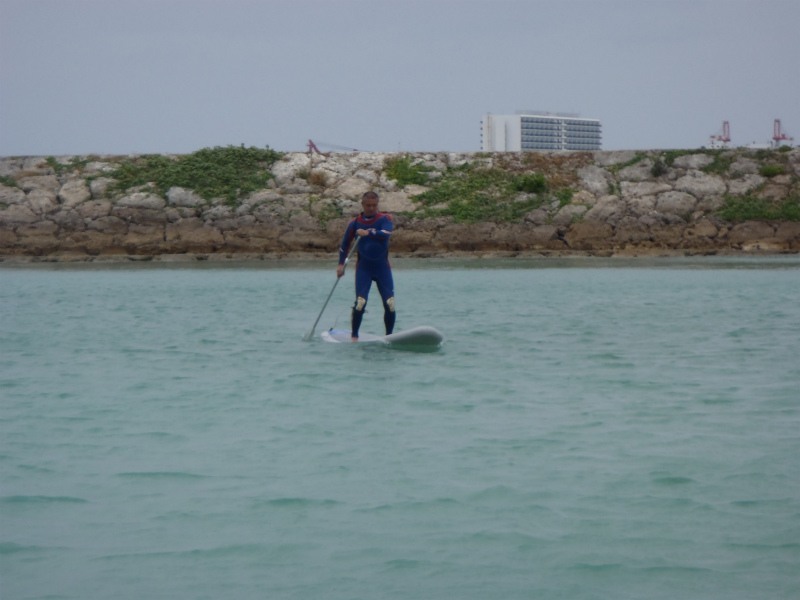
[339,212,395,338]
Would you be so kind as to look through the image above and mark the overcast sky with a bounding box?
[1,0,798,156]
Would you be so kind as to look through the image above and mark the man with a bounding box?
[337,191,395,341]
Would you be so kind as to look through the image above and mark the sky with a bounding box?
[1,0,798,156]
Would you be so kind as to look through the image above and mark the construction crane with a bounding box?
[709,121,731,149]
[307,140,359,155]
[772,119,794,148]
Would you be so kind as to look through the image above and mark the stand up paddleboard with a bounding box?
[321,326,444,349]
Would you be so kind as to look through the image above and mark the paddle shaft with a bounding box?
[302,236,360,341]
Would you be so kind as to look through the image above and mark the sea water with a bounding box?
[1,257,799,600]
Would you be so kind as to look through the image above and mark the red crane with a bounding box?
[710,121,731,148]
[772,119,794,147]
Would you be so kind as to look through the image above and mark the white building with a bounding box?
[481,112,602,151]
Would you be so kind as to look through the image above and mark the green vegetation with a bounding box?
[388,161,574,224]
[382,154,435,187]
[46,156,90,175]
[109,145,283,204]
[650,158,668,177]
[778,145,792,153]
[760,164,786,178]
[717,194,800,222]
[0,175,18,188]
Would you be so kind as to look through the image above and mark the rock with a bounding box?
[729,158,760,175]
[627,196,657,217]
[726,222,775,245]
[76,200,112,219]
[89,177,116,199]
[594,150,637,167]
[165,218,225,252]
[111,207,168,225]
[757,184,789,201]
[0,183,26,205]
[684,219,719,239]
[727,175,764,196]
[116,192,165,210]
[672,154,714,170]
[0,204,39,226]
[271,153,310,186]
[404,184,430,196]
[585,196,625,225]
[355,169,379,184]
[577,165,612,195]
[617,159,654,181]
[334,177,372,199]
[121,224,165,253]
[202,205,234,221]
[16,220,59,237]
[564,222,614,249]
[288,211,320,230]
[524,208,549,226]
[166,187,205,207]
[674,172,726,197]
[379,191,416,213]
[571,190,597,205]
[696,195,724,213]
[26,189,60,215]
[49,209,86,231]
[18,175,60,193]
[86,216,128,235]
[58,180,91,208]
[655,191,697,215]
[621,181,672,198]
[84,161,118,173]
[247,190,285,206]
[551,204,587,227]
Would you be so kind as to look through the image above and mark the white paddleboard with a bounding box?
[321,326,444,348]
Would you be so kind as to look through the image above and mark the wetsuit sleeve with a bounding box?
[368,214,393,241]
[339,220,357,265]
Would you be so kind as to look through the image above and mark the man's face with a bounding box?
[362,198,379,217]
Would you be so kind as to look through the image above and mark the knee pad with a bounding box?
[385,297,395,312]
[355,296,367,311]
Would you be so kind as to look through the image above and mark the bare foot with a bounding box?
[351,337,358,342]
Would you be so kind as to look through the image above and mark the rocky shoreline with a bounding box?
[2,148,799,261]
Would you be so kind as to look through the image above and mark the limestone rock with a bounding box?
[729,158,759,175]
[167,187,205,207]
[76,200,112,219]
[0,204,39,226]
[116,192,165,210]
[289,211,320,230]
[585,196,625,225]
[617,159,654,182]
[627,196,657,217]
[89,177,116,199]
[594,150,637,167]
[19,175,60,193]
[621,181,672,198]
[334,177,372,199]
[655,191,697,215]
[684,219,719,239]
[58,180,91,208]
[50,209,86,231]
[757,184,789,202]
[564,222,614,249]
[577,165,612,195]
[87,216,128,234]
[674,172,726,197]
[551,204,587,227]
[16,221,59,237]
[726,222,775,245]
[672,154,714,170]
[524,208,549,226]
[26,189,60,215]
[404,184,430,196]
[727,175,764,196]
[379,191,416,213]
[271,153,310,186]
[0,183,26,205]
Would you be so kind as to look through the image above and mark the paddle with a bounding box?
[302,236,360,341]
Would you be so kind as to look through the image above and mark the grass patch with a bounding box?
[109,145,283,204]
[408,161,571,223]
[46,156,91,175]
[0,175,18,188]
[717,194,800,222]
[383,154,435,187]
[760,164,786,178]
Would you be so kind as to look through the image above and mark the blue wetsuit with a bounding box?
[339,212,395,337]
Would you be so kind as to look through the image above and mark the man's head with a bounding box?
[361,191,379,217]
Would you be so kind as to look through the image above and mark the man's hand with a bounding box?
[356,228,370,237]
[336,264,345,278]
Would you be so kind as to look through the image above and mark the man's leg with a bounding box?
[375,265,396,335]
[352,267,371,340]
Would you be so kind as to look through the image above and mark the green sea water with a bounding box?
[2,256,799,599]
